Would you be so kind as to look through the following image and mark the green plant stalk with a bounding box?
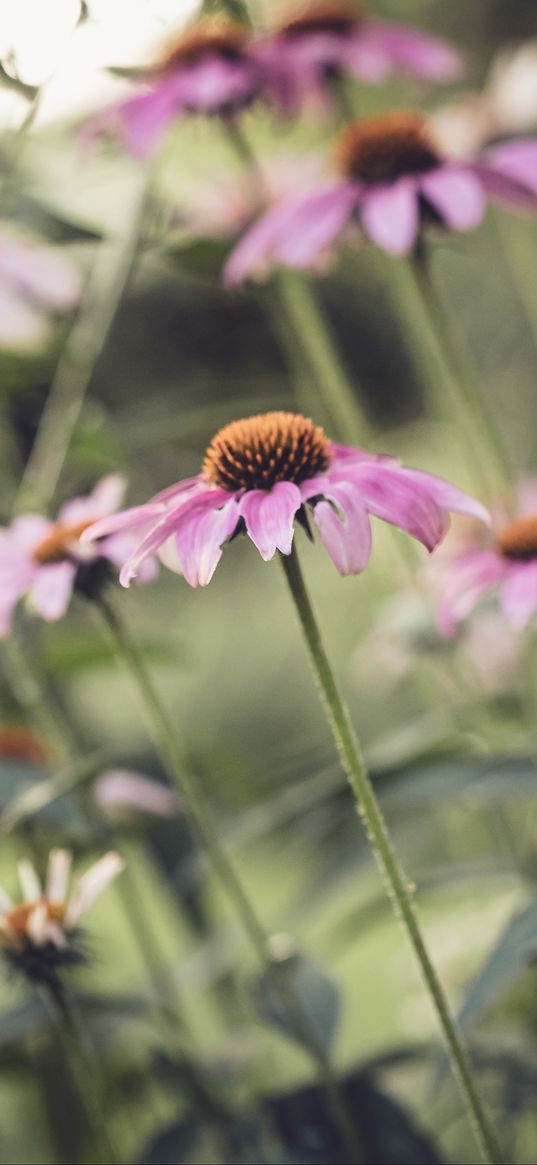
[407,252,512,499]
[96,591,363,1164]
[280,544,502,1165]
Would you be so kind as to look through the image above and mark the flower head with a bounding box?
[254,0,461,113]
[435,480,537,634]
[224,110,537,278]
[0,475,155,635]
[85,16,263,157]
[0,225,81,351]
[83,411,488,588]
[0,850,123,988]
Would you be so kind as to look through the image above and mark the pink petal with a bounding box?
[18,860,41,901]
[342,31,391,82]
[401,469,491,525]
[349,462,447,550]
[118,79,185,156]
[365,22,462,82]
[82,503,166,545]
[500,561,537,630]
[59,475,127,526]
[435,549,504,636]
[485,141,537,193]
[65,853,124,927]
[419,166,486,230]
[312,482,372,575]
[30,562,76,621]
[360,180,420,255]
[175,497,239,587]
[470,161,537,211]
[94,770,180,818]
[46,849,72,904]
[240,481,302,560]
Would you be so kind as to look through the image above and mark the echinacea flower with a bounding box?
[254,0,461,113]
[435,480,537,634]
[86,17,263,158]
[224,110,537,277]
[82,411,488,588]
[0,474,154,635]
[0,849,123,987]
[0,225,80,351]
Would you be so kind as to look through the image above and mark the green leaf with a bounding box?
[458,898,537,1031]
[252,952,340,1055]
[379,755,537,807]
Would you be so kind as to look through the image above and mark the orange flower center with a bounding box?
[0,725,47,765]
[32,519,93,566]
[497,514,537,560]
[202,411,331,492]
[334,111,440,184]
[159,17,248,72]
[2,900,65,945]
[279,0,364,37]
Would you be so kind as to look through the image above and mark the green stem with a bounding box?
[96,591,363,1164]
[280,544,502,1165]
[41,983,122,1165]
[407,252,512,498]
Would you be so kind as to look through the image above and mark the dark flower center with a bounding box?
[280,0,364,37]
[202,411,331,492]
[159,18,248,70]
[334,112,441,184]
[497,514,537,560]
[32,519,93,566]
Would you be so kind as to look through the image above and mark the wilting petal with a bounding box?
[365,22,462,81]
[118,487,229,586]
[240,481,302,560]
[46,849,72,904]
[500,561,537,630]
[349,463,447,550]
[82,503,167,544]
[360,179,420,255]
[65,853,124,927]
[312,482,372,575]
[175,496,240,586]
[401,469,491,525]
[420,166,485,230]
[18,860,41,901]
[30,562,76,621]
[118,512,183,587]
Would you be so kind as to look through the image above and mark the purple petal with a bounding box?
[341,31,391,82]
[118,78,185,157]
[400,469,491,525]
[470,161,537,211]
[419,166,485,230]
[30,562,76,621]
[177,56,258,112]
[175,497,239,587]
[83,503,166,544]
[364,22,462,82]
[240,481,302,560]
[435,549,504,636]
[360,180,420,255]
[312,482,372,575]
[500,561,537,630]
[348,462,447,551]
[484,140,537,193]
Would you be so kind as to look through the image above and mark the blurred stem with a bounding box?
[493,211,537,356]
[95,590,363,1164]
[272,270,370,444]
[280,543,502,1165]
[40,982,122,1165]
[406,250,512,499]
[14,167,155,515]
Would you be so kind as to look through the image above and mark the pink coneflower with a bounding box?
[82,411,488,588]
[0,475,153,634]
[86,17,263,157]
[435,480,537,634]
[0,849,123,986]
[254,0,461,113]
[0,226,80,351]
[224,110,537,278]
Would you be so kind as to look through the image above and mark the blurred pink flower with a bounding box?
[0,475,155,634]
[254,0,461,113]
[0,849,123,956]
[85,17,263,157]
[93,769,181,819]
[224,110,537,278]
[83,411,488,589]
[0,226,81,351]
[434,480,537,634]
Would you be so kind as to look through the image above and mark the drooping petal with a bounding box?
[469,161,537,211]
[312,482,372,575]
[18,860,41,902]
[30,562,76,622]
[484,140,537,193]
[65,853,125,927]
[59,475,127,526]
[435,549,505,637]
[46,849,72,905]
[348,462,447,550]
[360,179,420,255]
[400,469,491,525]
[364,22,462,82]
[500,561,537,630]
[82,503,167,544]
[419,166,486,230]
[175,497,240,586]
[240,481,302,560]
[118,487,229,586]
[118,78,186,156]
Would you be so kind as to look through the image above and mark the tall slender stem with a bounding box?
[280,544,502,1165]
[95,591,363,1163]
[407,252,512,498]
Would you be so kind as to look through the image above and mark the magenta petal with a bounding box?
[276,184,358,268]
[240,481,302,560]
[360,180,420,255]
[175,498,239,586]
[118,79,185,157]
[83,504,166,544]
[484,141,537,194]
[419,166,485,230]
[436,549,504,636]
[470,162,537,211]
[500,561,537,630]
[365,22,462,81]
[312,482,372,575]
[401,469,490,526]
[30,562,76,621]
[349,463,446,550]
